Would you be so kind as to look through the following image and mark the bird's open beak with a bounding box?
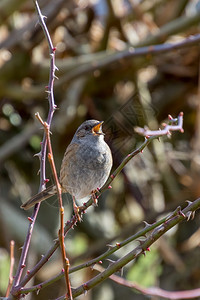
[92,121,104,135]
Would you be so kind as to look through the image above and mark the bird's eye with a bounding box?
[84,125,90,131]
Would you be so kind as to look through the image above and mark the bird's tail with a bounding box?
[21,185,57,210]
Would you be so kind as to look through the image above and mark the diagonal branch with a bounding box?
[95,265,200,300]
[18,207,181,295]
[69,198,200,299]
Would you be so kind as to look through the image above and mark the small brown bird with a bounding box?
[21,120,113,218]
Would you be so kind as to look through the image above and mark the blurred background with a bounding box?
[0,0,200,299]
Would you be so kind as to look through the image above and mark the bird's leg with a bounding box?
[91,190,98,206]
[72,196,81,221]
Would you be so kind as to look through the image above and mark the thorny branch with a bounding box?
[17,205,186,295]
[135,112,184,136]
[35,113,72,299]
[94,265,200,300]
[68,198,200,299]
[10,0,58,298]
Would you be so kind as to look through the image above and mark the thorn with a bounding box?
[28,217,33,223]
[108,185,112,189]
[55,65,59,71]
[141,149,144,153]
[106,259,115,264]
[34,152,42,158]
[106,244,114,249]
[98,260,102,264]
[21,264,26,269]
[146,247,150,252]
[143,221,151,228]
[44,178,49,183]
[116,242,121,248]
[185,200,193,206]
[142,250,146,256]
[185,211,195,221]
[54,75,59,80]
[180,128,184,133]
[178,210,186,218]
[36,289,40,295]
[110,174,115,179]
[52,47,57,52]
[27,270,30,274]
[168,114,173,120]
[136,239,144,246]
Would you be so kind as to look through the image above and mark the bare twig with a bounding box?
[5,241,15,297]
[2,34,200,101]
[95,265,200,300]
[135,112,184,136]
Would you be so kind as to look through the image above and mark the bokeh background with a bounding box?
[0,0,200,299]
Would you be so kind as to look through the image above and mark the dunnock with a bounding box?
[21,120,113,218]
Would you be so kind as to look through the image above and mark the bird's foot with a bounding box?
[72,196,81,222]
[73,204,81,222]
[91,191,98,206]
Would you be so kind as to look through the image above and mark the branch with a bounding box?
[5,241,15,297]
[57,34,200,87]
[11,0,57,297]
[134,112,184,136]
[2,33,200,101]
[69,198,200,299]
[18,211,172,294]
[95,265,200,300]
[35,113,72,299]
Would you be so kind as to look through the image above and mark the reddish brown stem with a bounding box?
[6,240,15,297]
[35,114,73,299]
